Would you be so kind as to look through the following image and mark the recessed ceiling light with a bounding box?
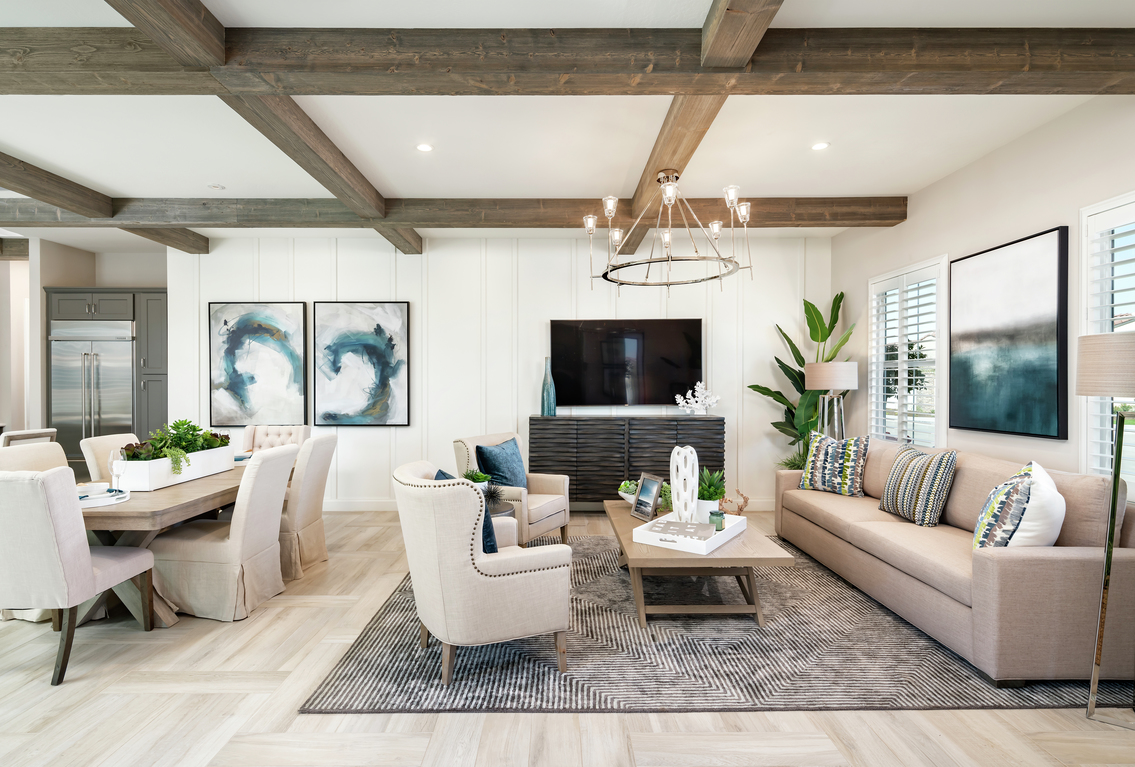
[416,144,433,152]
[207,183,226,190]
[812,142,830,151]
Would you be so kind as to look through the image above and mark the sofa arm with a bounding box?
[498,485,527,504]
[775,470,803,537]
[527,473,569,498]
[971,546,1135,681]
[493,517,518,548]
[477,542,572,577]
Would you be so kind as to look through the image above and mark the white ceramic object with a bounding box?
[695,499,719,525]
[77,482,110,497]
[618,491,636,504]
[670,445,699,523]
[79,489,131,508]
[116,445,235,492]
[632,511,747,555]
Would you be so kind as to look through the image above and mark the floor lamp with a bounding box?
[804,361,859,441]
[1079,332,1135,728]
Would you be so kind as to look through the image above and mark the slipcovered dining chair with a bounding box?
[279,434,336,580]
[0,467,154,684]
[80,433,138,482]
[0,441,71,623]
[240,425,310,455]
[1,428,57,447]
[393,460,571,684]
[149,444,297,622]
[454,432,570,546]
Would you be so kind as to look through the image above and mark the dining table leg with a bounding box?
[110,531,179,628]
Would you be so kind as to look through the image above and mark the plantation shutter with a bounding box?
[868,264,941,447]
[1085,200,1135,484]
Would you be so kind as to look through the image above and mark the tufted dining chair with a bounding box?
[241,425,310,455]
[0,428,57,447]
[279,434,337,580]
[0,466,154,684]
[149,444,298,621]
[454,432,570,546]
[393,460,571,684]
[79,433,138,482]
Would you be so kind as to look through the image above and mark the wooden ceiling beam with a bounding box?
[0,151,113,218]
[377,227,424,255]
[120,226,209,253]
[103,0,225,67]
[8,27,1131,96]
[0,196,907,229]
[702,0,784,67]
[0,237,29,260]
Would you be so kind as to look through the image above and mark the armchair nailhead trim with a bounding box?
[393,476,570,580]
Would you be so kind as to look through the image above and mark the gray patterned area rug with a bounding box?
[301,535,1132,713]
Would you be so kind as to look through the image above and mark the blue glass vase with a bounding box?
[541,357,557,416]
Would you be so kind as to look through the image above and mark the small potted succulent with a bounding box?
[618,479,673,512]
[463,469,491,494]
[696,468,726,523]
[618,479,638,504]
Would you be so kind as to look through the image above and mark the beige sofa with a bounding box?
[775,442,1135,685]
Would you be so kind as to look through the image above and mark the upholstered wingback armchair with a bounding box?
[453,432,570,546]
[393,460,571,684]
[240,426,310,455]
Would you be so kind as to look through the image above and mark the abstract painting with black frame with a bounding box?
[314,301,410,426]
[949,227,1068,440]
[209,302,307,427]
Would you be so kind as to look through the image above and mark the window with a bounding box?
[1085,199,1135,484]
[868,262,943,447]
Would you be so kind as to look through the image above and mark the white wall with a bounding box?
[95,252,167,288]
[0,260,29,431]
[169,235,830,510]
[831,96,1135,473]
[28,239,95,427]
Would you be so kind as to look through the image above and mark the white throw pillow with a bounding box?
[972,462,1067,549]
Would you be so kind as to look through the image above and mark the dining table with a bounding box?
[80,465,246,628]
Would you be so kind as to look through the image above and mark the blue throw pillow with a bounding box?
[433,468,496,553]
[476,439,527,489]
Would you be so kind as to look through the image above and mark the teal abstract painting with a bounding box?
[949,228,1068,439]
[314,302,409,426]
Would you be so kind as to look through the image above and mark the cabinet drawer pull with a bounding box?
[141,357,146,368]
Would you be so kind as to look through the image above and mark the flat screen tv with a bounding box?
[550,319,703,407]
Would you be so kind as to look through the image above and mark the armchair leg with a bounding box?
[560,526,569,545]
[51,610,61,632]
[441,643,456,685]
[51,606,78,685]
[555,630,567,674]
[139,569,154,632]
[419,622,429,649]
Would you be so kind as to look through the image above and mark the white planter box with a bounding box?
[116,445,235,492]
[632,510,747,555]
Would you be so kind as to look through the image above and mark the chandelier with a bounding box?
[583,170,753,290]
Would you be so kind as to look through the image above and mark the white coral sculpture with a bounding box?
[675,381,720,414]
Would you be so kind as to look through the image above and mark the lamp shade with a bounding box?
[805,361,859,391]
[1076,333,1135,398]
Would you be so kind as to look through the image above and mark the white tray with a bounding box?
[116,445,234,492]
[79,489,131,508]
[632,510,747,555]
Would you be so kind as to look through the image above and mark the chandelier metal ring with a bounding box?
[600,255,742,286]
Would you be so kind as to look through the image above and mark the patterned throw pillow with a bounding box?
[878,446,958,527]
[799,431,870,497]
[973,462,1066,549]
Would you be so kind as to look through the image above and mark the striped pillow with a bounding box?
[878,446,958,527]
[799,431,870,497]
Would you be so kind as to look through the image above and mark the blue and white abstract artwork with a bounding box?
[209,302,307,426]
[314,302,409,426]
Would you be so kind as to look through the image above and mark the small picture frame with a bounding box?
[631,472,664,522]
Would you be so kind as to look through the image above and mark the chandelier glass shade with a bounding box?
[584,170,754,289]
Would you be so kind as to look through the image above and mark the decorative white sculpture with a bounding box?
[670,445,699,523]
[675,381,720,415]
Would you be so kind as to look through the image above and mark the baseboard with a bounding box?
[571,498,774,513]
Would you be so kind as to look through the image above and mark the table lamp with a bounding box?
[804,361,859,441]
[1078,332,1135,728]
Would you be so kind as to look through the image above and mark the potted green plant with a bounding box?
[118,420,234,491]
[463,469,491,494]
[618,479,673,512]
[696,468,726,523]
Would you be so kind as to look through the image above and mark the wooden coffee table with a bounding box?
[603,500,795,628]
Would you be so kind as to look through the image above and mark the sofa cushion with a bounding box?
[863,442,902,500]
[528,494,566,524]
[800,431,870,497]
[878,446,958,527]
[476,438,527,488]
[846,520,975,606]
[782,489,902,539]
[973,462,1066,549]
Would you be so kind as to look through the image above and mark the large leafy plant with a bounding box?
[748,293,855,462]
[124,420,230,475]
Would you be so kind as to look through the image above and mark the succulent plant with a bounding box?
[122,442,154,461]
[618,479,638,494]
[698,468,726,502]
[463,469,491,483]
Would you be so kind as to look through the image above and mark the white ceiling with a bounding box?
[5,0,1135,28]
[1,227,164,253]
[0,96,329,198]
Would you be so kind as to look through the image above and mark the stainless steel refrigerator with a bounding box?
[49,320,134,473]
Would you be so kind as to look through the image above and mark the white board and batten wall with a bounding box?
[167,236,832,511]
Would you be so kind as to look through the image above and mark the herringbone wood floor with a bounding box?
[1,509,1133,767]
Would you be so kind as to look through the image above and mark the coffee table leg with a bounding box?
[746,567,765,628]
[630,567,647,628]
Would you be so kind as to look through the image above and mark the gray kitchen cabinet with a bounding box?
[135,293,167,375]
[91,293,134,319]
[137,375,168,440]
[50,292,94,319]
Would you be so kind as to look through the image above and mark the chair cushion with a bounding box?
[878,446,958,527]
[800,431,870,497]
[528,494,567,524]
[90,547,154,594]
[476,439,527,488]
[149,520,236,564]
[973,462,1066,549]
[846,520,975,606]
[434,469,456,481]
[781,489,901,539]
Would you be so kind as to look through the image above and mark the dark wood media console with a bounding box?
[528,416,726,502]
